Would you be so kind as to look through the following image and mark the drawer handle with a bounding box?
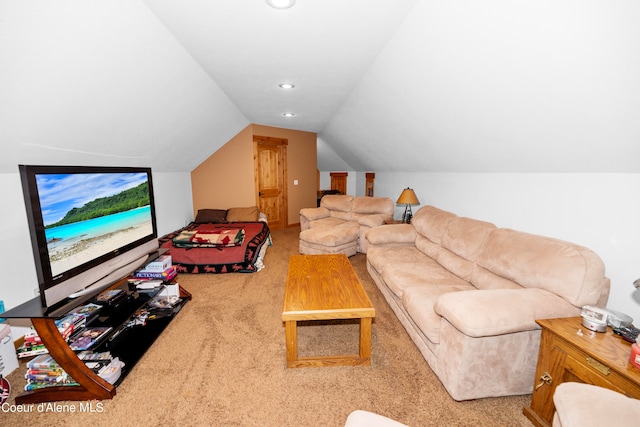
[586,357,610,375]
[535,372,553,391]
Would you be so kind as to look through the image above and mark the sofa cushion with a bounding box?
[471,265,523,290]
[434,288,579,337]
[366,224,417,246]
[320,194,353,211]
[357,214,388,228]
[299,223,359,247]
[411,206,456,245]
[307,217,350,229]
[414,235,440,259]
[402,284,475,344]
[300,206,329,221]
[381,259,466,298]
[352,196,394,216]
[436,216,496,282]
[478,228,606,307]
[367,246,422,276]
[553,383,640,427]
[330,210,353,221]
[300,239,357,257]
[442,216,496,260]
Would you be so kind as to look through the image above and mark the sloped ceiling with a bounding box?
[323,1,640,172]
[2,1,639,174]
[0,0,249,173]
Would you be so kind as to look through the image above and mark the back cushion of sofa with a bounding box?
[471,265,523,290]
[436,217,497,282]
[321,195,354,221]
[415,235,440,259]
[411,206,456,244]
[321,194,353,211]
[352,197,394,216]
[477,228,606,307]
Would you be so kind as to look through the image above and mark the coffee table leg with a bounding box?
[359,317,372,360]
[285,320,298,364]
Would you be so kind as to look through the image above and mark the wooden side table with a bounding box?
[523,317,640,427]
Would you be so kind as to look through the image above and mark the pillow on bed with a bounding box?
[226,206,260,222]
[195,209,228,223]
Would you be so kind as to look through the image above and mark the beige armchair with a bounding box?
[299,194,394,256]
[553,382,640,426]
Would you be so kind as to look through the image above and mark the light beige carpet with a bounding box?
[4,226,533,426]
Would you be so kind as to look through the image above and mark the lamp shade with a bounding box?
[396,188,420,205]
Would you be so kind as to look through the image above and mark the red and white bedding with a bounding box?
[158,221,270,273]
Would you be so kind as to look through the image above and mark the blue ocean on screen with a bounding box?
[45,206,153,276]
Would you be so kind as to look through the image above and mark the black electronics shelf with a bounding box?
[89,283,189,387]
[2,253,191,404]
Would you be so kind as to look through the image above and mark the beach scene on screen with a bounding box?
[36,172,153,277]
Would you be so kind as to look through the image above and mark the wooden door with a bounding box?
[330,172,348,194]
[366,172,375,197]
[254,136,287,229]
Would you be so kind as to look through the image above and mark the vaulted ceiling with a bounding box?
[2,1,639,174]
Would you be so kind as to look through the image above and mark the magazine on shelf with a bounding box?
[76,351,112,361]
[16,343,49,358]
[68,327,113,351]
[26,354,60,370]
[25,371,69,383]
[67,302,103,321]
[147,295,182,309]
[26,367,64,376]
[23,332,43,345]
[25,377,79,391]
[55,313,87,340]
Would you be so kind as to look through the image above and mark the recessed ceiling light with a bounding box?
[282,112,295,117]
[279,83,295,89]
[266,0,296,10]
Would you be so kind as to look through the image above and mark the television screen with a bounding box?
[20,165,159,312]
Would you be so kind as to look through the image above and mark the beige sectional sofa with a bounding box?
[299,195,394,256]
[365,205,610,401]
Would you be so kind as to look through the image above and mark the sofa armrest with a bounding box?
[365,224,417,246]
[358,214,388,228]
[300,207,330,231]
[434,288,580,337]
[301,206,329,220]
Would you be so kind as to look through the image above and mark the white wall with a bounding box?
[370,172,640,320]
[0,171,192,312]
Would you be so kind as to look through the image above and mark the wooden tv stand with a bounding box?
[3,277,191,404]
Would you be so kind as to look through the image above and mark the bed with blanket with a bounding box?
[158,207,271,274]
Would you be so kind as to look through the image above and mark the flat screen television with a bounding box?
[19,165,159,313]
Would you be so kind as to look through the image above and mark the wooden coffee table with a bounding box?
[282,254,376,368]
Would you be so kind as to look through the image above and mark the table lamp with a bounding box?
[396,188,420,223]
